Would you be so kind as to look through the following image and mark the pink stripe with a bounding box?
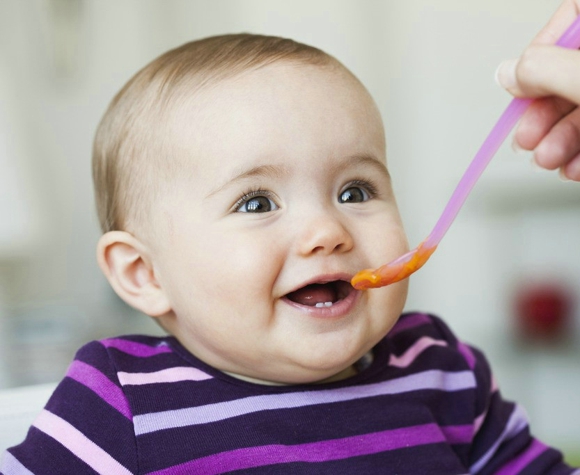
[389,337,447,368]
[101,338,172,357]
[440,424,473,444]
[474,410,487,434]
[494,439,548,475]
[118,367,213,385]
[33,410,132,475]
[67,360,132,419]
[457,341,476,370]
[491,375,499,392]
[474,374,497,438]
[388,313,432,337]
[149,423,446,475]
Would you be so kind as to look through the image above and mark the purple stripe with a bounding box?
[149,423,446,475]
[67,361,132,419]
[470,404,529,473]
[494,439,548,475]
[388,313,431,337]
[134,369,476,435]
[440,424,473,444]
[457,341,476,370]
[101,338,172,357]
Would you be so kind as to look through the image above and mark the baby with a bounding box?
[2,34,578,474]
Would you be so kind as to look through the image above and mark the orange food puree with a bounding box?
[351,243,437,290]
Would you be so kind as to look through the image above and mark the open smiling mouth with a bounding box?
[285,280,354,308]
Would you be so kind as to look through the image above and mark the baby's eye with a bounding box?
[236,193,278,213]
[339,186,370,204]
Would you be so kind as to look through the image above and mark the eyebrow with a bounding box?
[206,154,390,199]
[206,164,289,198]
[332,154,391,180]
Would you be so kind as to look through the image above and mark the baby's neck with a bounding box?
[224,351,373,386]
[224,364,358,386]
[223,351,374,386]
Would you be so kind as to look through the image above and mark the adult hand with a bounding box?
[496,0,580,181]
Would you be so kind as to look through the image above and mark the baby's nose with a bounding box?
[296,212,354,257]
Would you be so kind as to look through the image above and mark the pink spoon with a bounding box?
[352,15,580,290]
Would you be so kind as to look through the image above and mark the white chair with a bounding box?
[0,382,57,453]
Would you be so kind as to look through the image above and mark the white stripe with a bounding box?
[118,367,212,386]
[470,404,529,473]
[0,451,35,475]
[33,410,132,475]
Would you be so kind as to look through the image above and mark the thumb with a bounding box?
[496,45,580,105]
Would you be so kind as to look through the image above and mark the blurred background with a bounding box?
[0,0,578,462]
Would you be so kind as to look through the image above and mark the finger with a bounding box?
[533,105,580,169]
[497,46,580,102]
[515,96,576,150]
[560,152,580,180]
[530,0,580,45]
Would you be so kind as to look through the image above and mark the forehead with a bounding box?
[166,62,386,179]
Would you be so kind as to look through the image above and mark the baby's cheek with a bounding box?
[370,221,408,261]
[364,281,407,341]
[382,280,408,325]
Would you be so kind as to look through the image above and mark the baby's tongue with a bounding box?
[287,284,337,306]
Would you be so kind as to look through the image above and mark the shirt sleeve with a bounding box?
[0,341,138,475]
[429,315,578,475]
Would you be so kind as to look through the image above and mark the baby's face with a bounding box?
[149,62,409,384]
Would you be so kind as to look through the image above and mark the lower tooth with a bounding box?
[324,302,333,307]
[315,302,333,308]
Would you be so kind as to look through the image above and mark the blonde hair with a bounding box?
[92,33,341,234]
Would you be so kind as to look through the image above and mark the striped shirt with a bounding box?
[1,313,577,474]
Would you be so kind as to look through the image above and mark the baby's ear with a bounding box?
[96,231,171,317]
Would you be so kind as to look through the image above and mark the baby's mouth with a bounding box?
[285,280,354,308]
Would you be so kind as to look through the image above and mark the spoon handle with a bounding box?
[426,13,580,248]
[352,14,580,290]
[425,97,530,246]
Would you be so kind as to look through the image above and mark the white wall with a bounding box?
[0,0,577,457]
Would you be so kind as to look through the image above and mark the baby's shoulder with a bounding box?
[72,334,182,372]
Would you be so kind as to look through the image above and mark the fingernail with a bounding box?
[495,58,518,90]
[512,137,526,154]
[558,168,570,181]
